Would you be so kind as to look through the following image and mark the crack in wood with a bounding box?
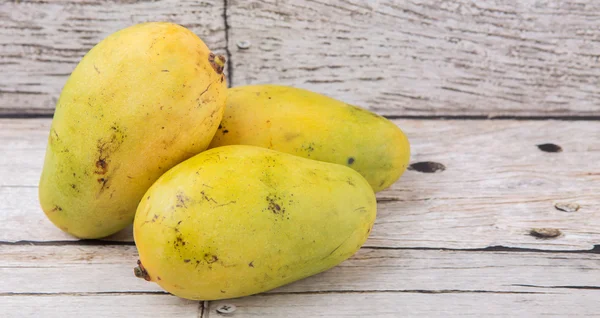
[383,115,600,120]
[2,240,598,255]
[0,240,135,246]
[4,113,600,121]
[512,284,600,290]
[223,0,233,87]
[362,245,600,254]
[0,291,169,297]
[199,300,209,318]
[252,289,547,296]
[0,289,546,297]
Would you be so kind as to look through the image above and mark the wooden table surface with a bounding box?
[1,1,599,317]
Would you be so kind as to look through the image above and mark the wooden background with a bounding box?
[1,0,599,317]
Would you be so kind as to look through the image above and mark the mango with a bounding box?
[39,22,227,239]
[208,85,410,192]
[133,145,376,300]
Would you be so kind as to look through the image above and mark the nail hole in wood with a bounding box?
[408,161,446,173]
[529,228,561,239]
[216,304,236,314]
[554,202,580,212]
[537,143,562,153]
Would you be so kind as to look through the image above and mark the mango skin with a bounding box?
[208,85,410,192]
[39,22,227,239]
[133,145,376,300]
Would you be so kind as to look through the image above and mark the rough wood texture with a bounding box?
[2,245,598,294]
[0,0,226,114]
[2,119,598,250]
[3,1,599,315]
[227,0,600,116]
[3,1,600,116]
[207,291,600,317]
[0,294,199,318]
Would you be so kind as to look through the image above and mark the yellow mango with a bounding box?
[209,85,410,192]
[39,22,227,239]
[133,145,376,300]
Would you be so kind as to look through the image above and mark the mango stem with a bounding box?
[208,53,226,75]
[134,259,152,281]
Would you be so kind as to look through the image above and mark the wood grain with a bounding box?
[3,244,598,316]
[3,1,599,315]
[207,291,600,317]
[0,294,199,318]
[1,119,598,250]
[1,245,598,294]
[0,245,158,294]
[0,0,226,114]
[227,0,600,117]
[3,1,600,117]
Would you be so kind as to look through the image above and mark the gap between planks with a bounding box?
[1,240,599,254]
[222,0,233,88]
[4,113,600,121]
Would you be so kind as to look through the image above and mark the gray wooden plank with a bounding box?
[0,0,226,114]
[370,119,600,250]
[1,118,598,250]
[207,291,600,317]
[1,245,598,294]
[0,186,134,242]
[227,0,600,116]
[0,245,155,294]
[0,294,199,318]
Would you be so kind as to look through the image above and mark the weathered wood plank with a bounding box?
[1,118,598,250]
[3,291,598,318]
[1,245,598,294]
[0,245,156,294]
[207,291,600,317]
[370,119,600,250]
[227,0,600,116]
[0,0,226,114]
[0,186,134,242]
[3,1,600,116]
[0,294,199,318]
